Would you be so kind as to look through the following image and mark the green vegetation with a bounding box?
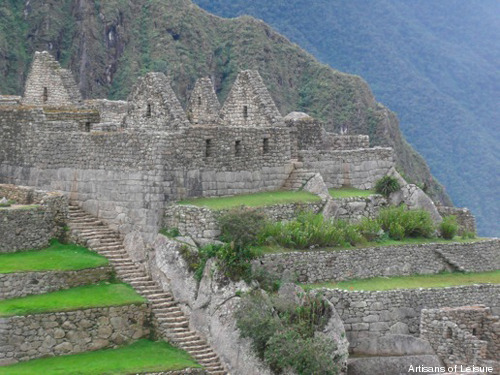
[178,190,320,210]
[304,270,500,291]
[0,199,16,207]
[0,339,201,375]
[258,206,437,250]
[0,240,108,274]
[374,176,400,197]
[328,188,375,198]
[0,283,146,317]
[439,216,458,240]
[236,291,341,375]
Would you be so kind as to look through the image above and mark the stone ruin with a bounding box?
[0,51,491,375]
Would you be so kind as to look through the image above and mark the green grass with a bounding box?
[0,339,201,375]
[304,270,500,291]
[257,236,486,254]
[178,190,321,210]
[0,283,146,317]
[0,240,108,274]
[329,188,375,198]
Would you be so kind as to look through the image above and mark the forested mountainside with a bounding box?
[0,0,452,220]
[193,0,500,236]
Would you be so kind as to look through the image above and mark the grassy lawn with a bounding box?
[0,339,201,375]
[257,236,486,254]
[304,270,500,291]
[0,283,146,317]
[178,190,321,210]
[0,240,108,274]
[329,188,375,198]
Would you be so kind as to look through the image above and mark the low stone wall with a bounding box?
[0,304,150,365]
[321,285,499,353]
[421,306,499,373]
[437,205,477,234]
[257,239,500,283]
[163,201,325,240]
[0,266,112,299]
[299,147,393,190]
[0,184,68,253]
[0,207,56,253]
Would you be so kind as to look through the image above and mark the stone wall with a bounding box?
[420,306,499,373]
[0,266,112,299]
[299,147,394,189]
[0,184,68,253]
[85,99,128,124]
[258,239,500,283]
[321,285,500,354]
[437,205,477,234]
[322,134,370,150]
[0,304,150,365]
[163,201,325,240]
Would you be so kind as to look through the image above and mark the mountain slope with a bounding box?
[0,0,450,212]
[191,0,499,236]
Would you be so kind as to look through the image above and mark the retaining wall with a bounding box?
[0,266,112,299]
[321,284,500,354]
[257,239,500,283]
[0,304,150,365]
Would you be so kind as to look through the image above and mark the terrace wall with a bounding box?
[0,266,113,299]
[0,304,150,365]
[320,285,499,354]
[257,239,500,283]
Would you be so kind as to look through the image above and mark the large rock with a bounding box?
[354,334,435,356]
[389,184,442,223]
[348,354,443,375]
[302,172,329,197]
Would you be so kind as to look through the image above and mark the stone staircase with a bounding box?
[282,161,317,190]
[67,204,227,375]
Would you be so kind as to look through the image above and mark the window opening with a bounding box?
[43,87,48,103]
[146,104,152,117]
[263,138,269,154]
[85,122,91,132]
[243,105,248,119]
[205,139,213,157]
[235,140,242,156]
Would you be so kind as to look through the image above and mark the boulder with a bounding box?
[389,184,442,223]
[348,355,442,375]
[354,334,435,356]
[302,173,329,197]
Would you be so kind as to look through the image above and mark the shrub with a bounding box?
[259,211,357,249]
[0,199,16,208]
[439,216,458,239]
[356,218,383,242]
[219,207,267,248]
[377,205,435,240]
[236,291,340,375]
[389,222,405,240]
[375,176,401,197]
[461,230,476,239]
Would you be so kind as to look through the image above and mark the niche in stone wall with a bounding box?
[445,327,453,339]
[146,103,152,117]
[243,105,248,119]
[205,138,213,157]
[43,87,48,103]
[263,137,269,154]
[235,140,242,156]
[85,122,91,132]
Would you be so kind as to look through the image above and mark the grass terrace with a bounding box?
[304,270,500,291]
[178,190,321,210]
[0,240,108,273]
[0,283,146,317]
[0,339,201,375]
[329,187,375,198]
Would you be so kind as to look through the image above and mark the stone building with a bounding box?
[0,51,448,259]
